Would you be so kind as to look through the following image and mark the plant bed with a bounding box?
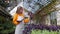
[23,24,60,34]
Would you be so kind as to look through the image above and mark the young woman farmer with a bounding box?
[13,6,30,34]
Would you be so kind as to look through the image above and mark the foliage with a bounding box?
[23,24,60,34]
[0,0,9,8]
[0,16,15,34]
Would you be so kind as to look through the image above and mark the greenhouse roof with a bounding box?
[23,0,52,13]
[10,0,52,16]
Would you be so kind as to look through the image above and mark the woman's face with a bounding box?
[18,7,23,14]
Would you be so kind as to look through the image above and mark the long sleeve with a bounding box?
[13,14,19,25]
[24,12,30,23]
[24,17,30,24]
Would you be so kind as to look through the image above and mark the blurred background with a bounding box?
[0,0,60,34]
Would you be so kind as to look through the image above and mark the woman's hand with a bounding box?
[17,20,23,23]
[17,21,20,22]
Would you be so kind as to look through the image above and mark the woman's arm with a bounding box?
[13,14,19,25]
[24,17,30,24]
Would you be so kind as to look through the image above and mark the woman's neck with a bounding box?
[17,13,23,14]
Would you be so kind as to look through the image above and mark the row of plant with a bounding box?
[23,24,60,34]
[31,29,60,34]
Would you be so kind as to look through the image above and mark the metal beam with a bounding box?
[0,5,11,18]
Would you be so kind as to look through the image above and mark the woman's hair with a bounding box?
[16,6,23,13]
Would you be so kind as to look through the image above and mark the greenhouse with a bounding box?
[0,0,60,34]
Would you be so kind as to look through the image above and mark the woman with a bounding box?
[13,7,30,34]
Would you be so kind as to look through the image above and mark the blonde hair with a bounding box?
[16,7,23,13]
